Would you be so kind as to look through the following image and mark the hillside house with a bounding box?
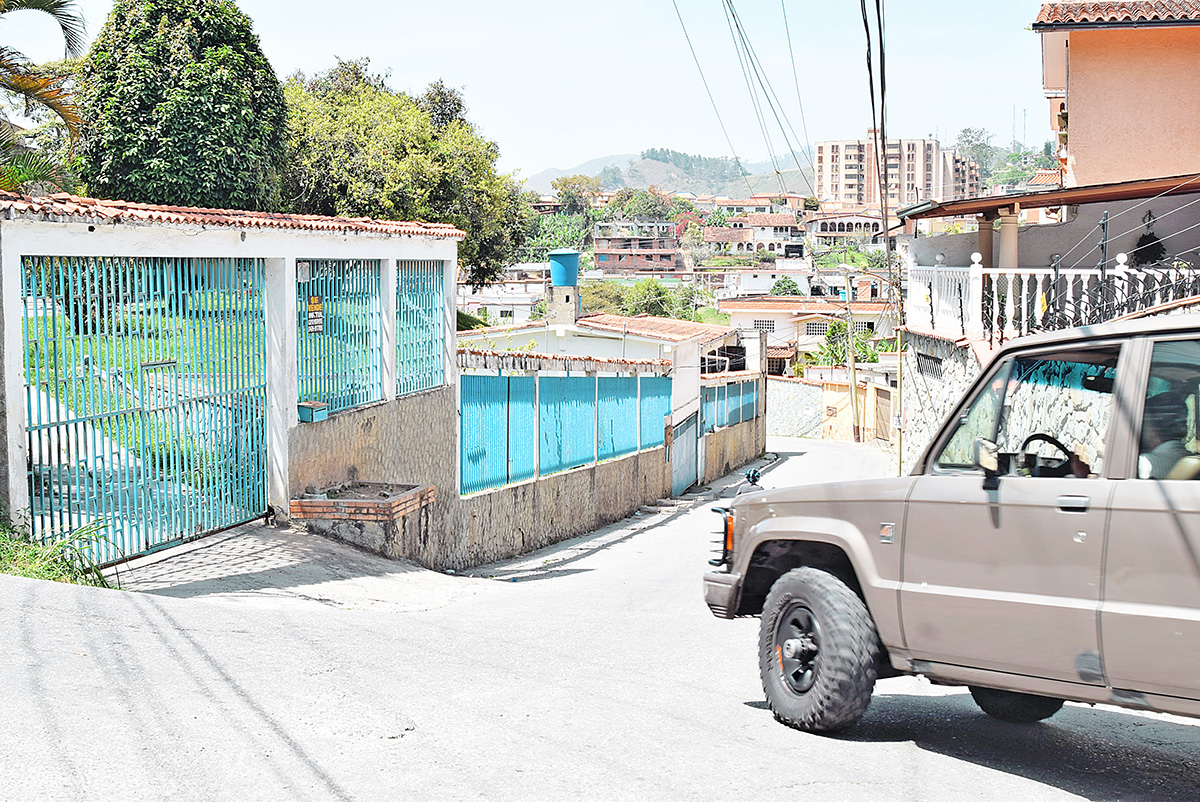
[1036,1,1200,186]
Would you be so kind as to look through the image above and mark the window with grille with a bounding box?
[852,321,875,333]
[397,260,447,397]
[917,353,944,379]
[806,321,829,337]
[753,319,775,332]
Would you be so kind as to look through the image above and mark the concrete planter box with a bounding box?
[290,482,436,555]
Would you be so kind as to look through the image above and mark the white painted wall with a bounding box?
[1,218,459,517]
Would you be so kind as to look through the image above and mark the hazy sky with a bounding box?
[7,0,1052,181]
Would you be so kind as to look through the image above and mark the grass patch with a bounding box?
[695,307,730,325]
[0,522,111,587]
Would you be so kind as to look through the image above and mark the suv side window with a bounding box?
[935,345,1120,476]
[1138,340,1200,480]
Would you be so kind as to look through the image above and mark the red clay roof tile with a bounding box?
[1035,1,1200,26]
[0,191,467,239]
[577,313,734,342]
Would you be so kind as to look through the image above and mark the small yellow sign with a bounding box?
[307,294,324,333]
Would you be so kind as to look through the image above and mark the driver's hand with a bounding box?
[1069,454,1091,478]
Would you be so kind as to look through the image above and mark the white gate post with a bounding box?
[264,257,297,520]
[2,235,28,527]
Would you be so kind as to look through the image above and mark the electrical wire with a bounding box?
[723,0,816,197]
[670,0,755,197]
[722,0,787,195]
[781,0,816,178]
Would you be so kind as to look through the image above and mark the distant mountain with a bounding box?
[525,148,815,199]
[522,154,637,194]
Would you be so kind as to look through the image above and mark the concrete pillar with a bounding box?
[976,215,994,269]
[265,257,298,518]
[1,231,26,524]
[998,208,1020,269]
[546,285,578,325]
[379,258,397,399]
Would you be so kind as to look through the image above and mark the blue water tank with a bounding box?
[548,249,580,287]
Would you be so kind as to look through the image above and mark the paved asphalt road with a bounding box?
[3,438,1200,801]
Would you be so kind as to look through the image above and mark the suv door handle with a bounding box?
[1057,495,1089,513]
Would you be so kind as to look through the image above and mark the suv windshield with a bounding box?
[936,345,1120,475]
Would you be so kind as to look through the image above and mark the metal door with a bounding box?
[23,256,267,564]
[672,412,699,496]
[875,389,891,442]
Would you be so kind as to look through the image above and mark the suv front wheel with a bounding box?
[759,567,879,733]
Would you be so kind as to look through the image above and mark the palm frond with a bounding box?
[0,68,79,134]
[0,0,86,57]
[0,114,71,192]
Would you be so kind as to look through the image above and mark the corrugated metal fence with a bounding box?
[461,374,671,496]
[702,380,761,434]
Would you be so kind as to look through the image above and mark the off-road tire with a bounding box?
[968,686,1064,723]
[759,567,879,733]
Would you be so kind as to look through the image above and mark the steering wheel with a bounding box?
[1019,433,1075,476]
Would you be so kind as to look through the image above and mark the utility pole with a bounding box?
[845,272,861,443]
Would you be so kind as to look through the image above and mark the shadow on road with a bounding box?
[839,692,1200,801]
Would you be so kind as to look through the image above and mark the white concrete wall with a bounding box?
[1,217,459,520]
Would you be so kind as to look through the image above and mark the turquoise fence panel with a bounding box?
[598,377,638,461]
[508,377,537,483]
[717,384,728,428]
[23,255,267,565]
[702,386,717,433]
[539,376,597,475]
[640,376,671,449]
[731,382,746,426]
[460,375,509,495]
[742,381,758,421]
[297,259,382,414]
[397,260,446,397]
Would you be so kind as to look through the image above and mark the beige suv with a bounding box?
[705,315,1200,732]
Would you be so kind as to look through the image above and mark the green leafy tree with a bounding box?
[580,280,627,315]
[79,0,287,210]
[0,0,85,191]
[668,282,712,320]
[524,212,591,258]
[597,164,624,190]
[604,186,671,221]
[705,208,728,227]
[803,196,820,211]
[623,278,672,317]
[551,173,601,216]
[955,127,997,181]
[815,319,877,365]
[770,275,800,295]
[281,59,529,285]
[668,195,696,218]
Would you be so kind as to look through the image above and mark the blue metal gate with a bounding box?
[22,255,268,564]
[671,412,699,496]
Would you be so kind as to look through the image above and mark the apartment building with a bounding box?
[593,219,681,271]
[815,131,981,210]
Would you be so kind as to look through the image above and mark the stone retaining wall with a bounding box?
[766,377,824,438]
[901,333,985,473]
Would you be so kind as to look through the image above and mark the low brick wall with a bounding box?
[289,484,437,555]
[702,415,766,484]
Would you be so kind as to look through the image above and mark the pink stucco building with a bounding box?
[1036,1,1200,187]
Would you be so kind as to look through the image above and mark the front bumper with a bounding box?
[703,571,742,619]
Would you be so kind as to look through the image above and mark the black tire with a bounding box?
[969,686,1064,723]
[759,567,879,733]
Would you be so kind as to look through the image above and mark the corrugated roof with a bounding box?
[1027,168,1064,186]
[1035,1,1200,27]
[0,191,468,238]
[741,213,801,227]
[898,172,1200,220]
[578,313,735,342]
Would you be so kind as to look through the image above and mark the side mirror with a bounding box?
[975,438,1000,490]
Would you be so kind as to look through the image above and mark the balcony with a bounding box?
[909,254,1200,345]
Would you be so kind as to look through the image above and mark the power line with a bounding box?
[723,0,816,197]
[670,0,755,197]
[722,0,787,195]
[781,0,816,179]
